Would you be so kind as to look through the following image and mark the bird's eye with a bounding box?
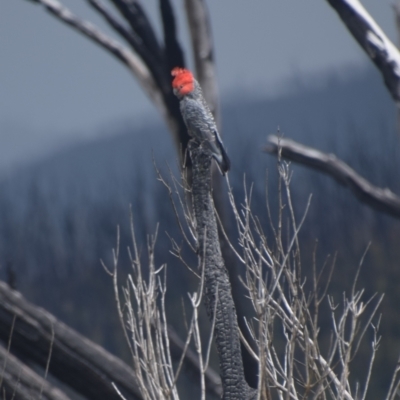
[180,85,183,89]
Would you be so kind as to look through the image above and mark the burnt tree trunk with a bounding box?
[189,140,257,400]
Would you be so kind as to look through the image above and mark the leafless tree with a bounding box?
[24,0,218,165]
[20,0,259,385]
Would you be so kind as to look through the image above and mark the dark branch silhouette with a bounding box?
[86,0,155,71]
[266,134,400,219]
[109,0,164,64]
[160,0,186,72]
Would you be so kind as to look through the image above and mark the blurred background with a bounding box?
[1,0,400,398]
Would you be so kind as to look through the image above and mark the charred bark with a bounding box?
[189,140,257,400]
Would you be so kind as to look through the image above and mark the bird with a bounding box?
[171,67,230,175]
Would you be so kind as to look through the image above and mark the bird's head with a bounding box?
[171,67,195,98]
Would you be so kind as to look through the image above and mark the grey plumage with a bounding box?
[174,77,230,174]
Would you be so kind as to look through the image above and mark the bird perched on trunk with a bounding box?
[171,67,230,175]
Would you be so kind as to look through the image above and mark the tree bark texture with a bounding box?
[0,281,141,400]
[189,140,257,400]
[266,135,400,219]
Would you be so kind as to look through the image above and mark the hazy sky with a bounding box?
[0,0,396,172]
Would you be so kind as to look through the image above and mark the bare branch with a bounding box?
[326,0,400,104]
[167,325,222,397]
[87,0,170,94]
[84,0,188,153]
[265,134,400,219]
[184,0,220,122]
[25,0,168,122]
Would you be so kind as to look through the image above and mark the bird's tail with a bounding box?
[211,141,231,175]
[205,133,230,175]
[214,141,230,175]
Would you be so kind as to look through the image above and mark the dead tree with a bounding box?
[24,0,217,166]
[20,0,258,388]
